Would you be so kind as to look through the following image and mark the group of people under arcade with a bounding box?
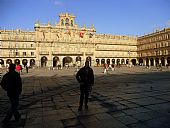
[5,63,29,74]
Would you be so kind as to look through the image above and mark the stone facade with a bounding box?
[137,28,170,66]
[2,13,169,68]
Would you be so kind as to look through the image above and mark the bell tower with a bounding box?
[59,13,75,27]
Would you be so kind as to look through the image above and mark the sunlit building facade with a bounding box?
[2,13,169,68]
[137,28,170,66]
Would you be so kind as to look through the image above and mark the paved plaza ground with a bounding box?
[0,66,170,128]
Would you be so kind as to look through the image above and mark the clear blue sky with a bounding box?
[0,0,170,36]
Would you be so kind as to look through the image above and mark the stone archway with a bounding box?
[167,57,170,66]
[14,59,20,65]
[139,59,143,65]
[96,59,99,66]
[146,58,149,66]
[22,59,28,66]
[0,59,4,66]
[63,56,72,67]
[86,56,92,66]
[53,57,59,67]
[131,59,136,65]
[6,59,12,65]
[101,59,105,65]
[106,59,110,65]
[150,58,154,66]
[121,59,125,64]
[76,56,81,67]
[41,56,48,67]
[161,57,165,66]
[30,59,35,67]
[155,58,159,66]
[126,59,129,64]
[112,59,115,64]
[117,59,120,64]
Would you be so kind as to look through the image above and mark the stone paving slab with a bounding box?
[0,66,170,128]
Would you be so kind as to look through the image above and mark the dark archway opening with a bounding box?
[155,58,159,66]
[167,57,170,66]
[6,59,12,65]
[76,56,81,67]
[0,59,4,65]
[53,57,59,67]
[126,59,129,64]
[86,56,92,66]
[107,59,110,65]
[96,59,99,66]
[161,57,165,66]
[41,56,48,67]
[117,59,120,65]
[150,58,154,66]
[132,59,136,65]
[139,59,143,65]
[30,59,35,67]
[22,59,28,66]
[121,59,125,64]
[63,57,72,67]
[14,59,20,65]
[112,59,115,64]
[146,58,149,66]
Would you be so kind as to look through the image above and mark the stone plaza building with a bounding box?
[138,28,170,66]
[0,13,170,67]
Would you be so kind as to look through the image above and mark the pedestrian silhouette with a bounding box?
[0,63,22,125]
[76,61,94,111]
[26,65,29,73]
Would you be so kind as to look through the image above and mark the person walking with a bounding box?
[26,65,29,73]
[76,61,94,111]
[0,63,22,125]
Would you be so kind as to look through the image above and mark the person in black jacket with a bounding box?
[76,61,94,111]
[0,63,22,125]
[26,65,29,73]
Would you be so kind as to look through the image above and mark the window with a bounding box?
[16,52,19,56]
[23,52,26,56]
[31,52,34,56]
[61,19,64,26]
[65,18,69,26]
[31,44,33,47]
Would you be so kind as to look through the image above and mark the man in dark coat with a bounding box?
[26,65,29,73]
[76,61,94,111]
[0,63,22,125]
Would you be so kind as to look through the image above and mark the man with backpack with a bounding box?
[76,61,94,111]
